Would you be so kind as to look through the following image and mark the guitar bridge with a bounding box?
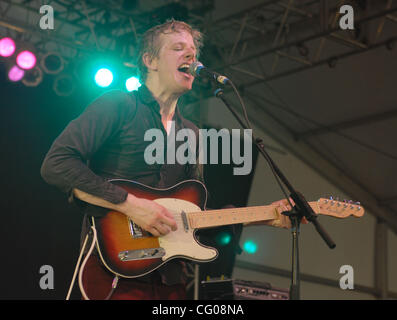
[118,248,166,261]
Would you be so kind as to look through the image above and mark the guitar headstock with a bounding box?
[315,197,365,218]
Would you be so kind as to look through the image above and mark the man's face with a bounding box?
[151,30,197,93]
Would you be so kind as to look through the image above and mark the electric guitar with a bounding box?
[91,179,364,278]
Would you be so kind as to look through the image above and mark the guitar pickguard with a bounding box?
[155,198,218,262]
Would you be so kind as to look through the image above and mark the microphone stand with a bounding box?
[213,87,336,300]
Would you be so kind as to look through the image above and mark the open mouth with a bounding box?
[177,63,190,74]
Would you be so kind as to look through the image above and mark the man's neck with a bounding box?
[145,80,180,118]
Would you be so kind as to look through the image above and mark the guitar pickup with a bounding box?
[181,210,189,232]
[128,219,148,238]
[118,248,166,261]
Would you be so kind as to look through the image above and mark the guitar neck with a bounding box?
[187,198,364,229]
[187,204,285,229]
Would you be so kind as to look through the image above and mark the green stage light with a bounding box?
[95,68,113,87]
[126,76,142,92]
[215,231,232,246]
[243,240,257,254]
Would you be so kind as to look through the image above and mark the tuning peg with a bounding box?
[344,200,353,209]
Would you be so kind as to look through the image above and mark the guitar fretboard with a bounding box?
[187,205,279,229]
[186,199,364,229]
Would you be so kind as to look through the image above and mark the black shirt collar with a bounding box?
[137,84,158,108]
[137,84,184,126]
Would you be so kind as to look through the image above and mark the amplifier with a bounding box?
[200,278,289,300]
[233,279,289,300]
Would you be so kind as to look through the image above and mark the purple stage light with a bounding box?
[16,50,36,70]
[0,37,16,57]
[8,65,25,82]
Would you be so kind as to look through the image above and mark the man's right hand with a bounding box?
[73,188,178,237]
[121,194,178,237]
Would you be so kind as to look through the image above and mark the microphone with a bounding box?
[188,61,229,85]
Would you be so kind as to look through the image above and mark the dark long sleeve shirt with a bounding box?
[41,85,203,212]
[40,84,203,285]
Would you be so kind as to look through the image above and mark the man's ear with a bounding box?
[142,53,158,72]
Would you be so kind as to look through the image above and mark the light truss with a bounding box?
[205,0,397,92]
[0,0,213,61]
[1,1,397,85]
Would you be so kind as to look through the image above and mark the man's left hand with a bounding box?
[270,198,308,229]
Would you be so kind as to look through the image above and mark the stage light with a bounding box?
[125,76,141,92]
[53,74,76,97]
[0,37,16,57]
[8,65,24,82]
[22,66,43,87]
[41,52,64,75]
[243,240,257,254]
[16,50,37,70]
[94,68,113,87]
[215,231,232,246]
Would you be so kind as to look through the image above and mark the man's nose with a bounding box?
[184,49,195,62]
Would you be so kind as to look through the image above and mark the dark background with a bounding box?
[1,63,92,299]
[0,62,258,300]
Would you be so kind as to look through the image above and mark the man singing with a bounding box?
[41,19,291,300]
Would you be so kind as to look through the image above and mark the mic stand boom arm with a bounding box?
[213,88,336,300]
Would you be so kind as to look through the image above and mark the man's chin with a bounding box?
[176,82,193,94]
